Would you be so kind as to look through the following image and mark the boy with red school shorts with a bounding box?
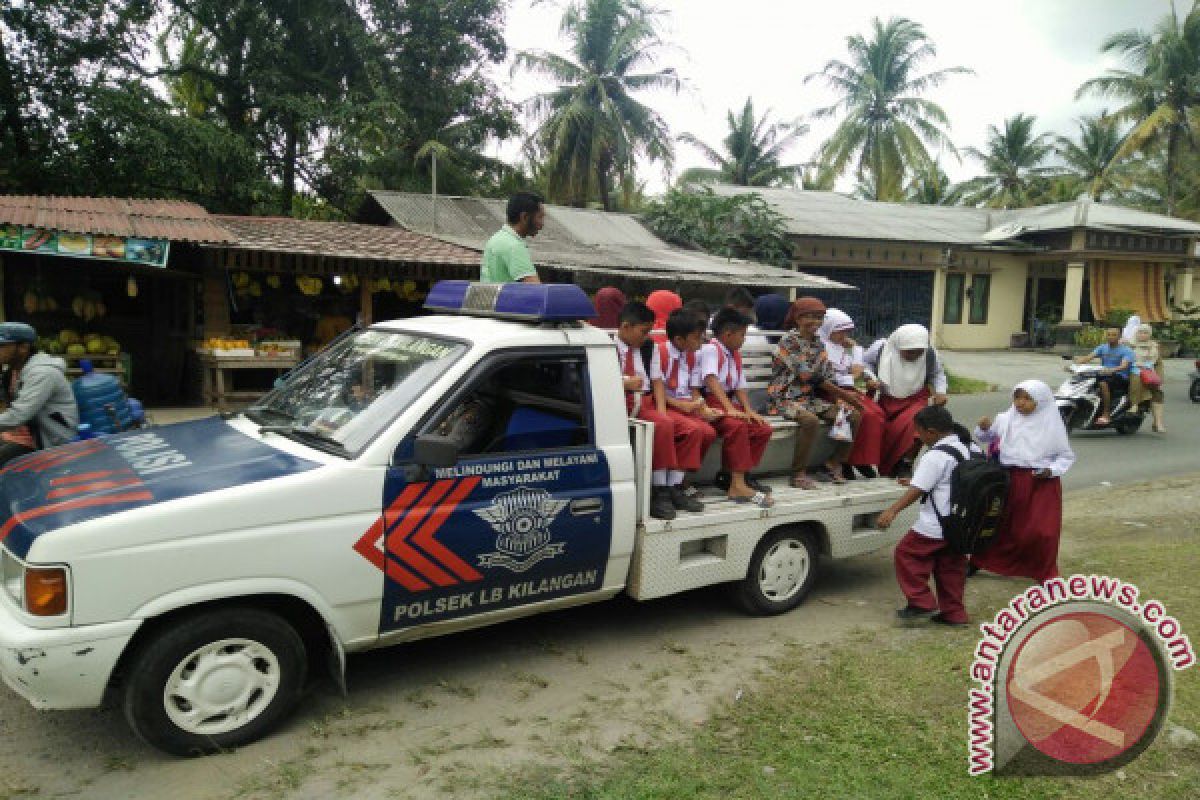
[614,302,709,520]
[875,405,969,627]
[700,307,774,507]
[658,309,719,511]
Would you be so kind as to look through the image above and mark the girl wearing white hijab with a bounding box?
[1128,323,1165,432]
[972,380,1075,582]
[862,324,949,476]
[820,309,885,477]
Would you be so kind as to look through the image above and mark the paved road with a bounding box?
[941,351,1199,491]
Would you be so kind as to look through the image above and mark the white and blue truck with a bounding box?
[0,282,911,754]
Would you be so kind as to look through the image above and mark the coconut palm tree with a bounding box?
[1055,114,1134,200]
[905,159,961,205]
[1076,3,1200,215]
[514,0,682,210]
[676,97,809,187]
[805,16,971,202]
[956,114,1059,208]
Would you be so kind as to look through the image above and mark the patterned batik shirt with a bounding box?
[766,330,835,417]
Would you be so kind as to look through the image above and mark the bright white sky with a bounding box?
[489,0,1171,195]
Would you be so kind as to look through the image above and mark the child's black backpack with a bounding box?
[924,445,1010,555]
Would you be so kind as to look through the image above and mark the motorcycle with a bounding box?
[1056,359,1145,435]
[1190,359,1200,403]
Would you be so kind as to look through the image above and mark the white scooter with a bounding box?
[1056,359,1145,435]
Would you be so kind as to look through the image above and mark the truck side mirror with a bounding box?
[413,433,460,468]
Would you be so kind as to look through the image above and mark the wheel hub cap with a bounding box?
[759,539,810,602]
[163,638,281,736]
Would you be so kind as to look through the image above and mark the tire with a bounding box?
[123,608,307,756]
[731,528,821,615]
[1059,405,1077,433]
[1115,415,1144,435]
[1190,379,1200,403]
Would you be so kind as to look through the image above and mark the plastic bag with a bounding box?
[829,406,854,442]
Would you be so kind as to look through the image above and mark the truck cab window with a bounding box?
[434,355,591,457]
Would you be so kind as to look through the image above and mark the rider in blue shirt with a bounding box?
[1074,327,1135,425]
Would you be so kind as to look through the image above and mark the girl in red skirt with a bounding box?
[972,380,1076,583]
[862,324,948,477]
[819,308,884,478]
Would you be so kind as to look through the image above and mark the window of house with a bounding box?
[943,273,965,324]
[968,274,991,324]
[422,353,592,458]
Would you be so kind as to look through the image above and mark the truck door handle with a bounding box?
[570,498,603,516]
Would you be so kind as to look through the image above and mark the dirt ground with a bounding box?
[2,475,1197,800]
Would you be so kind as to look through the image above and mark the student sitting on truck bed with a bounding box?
[875,405,970,627]
[615,302,711,521]
[700,307,774,508]
[658,309,720,511]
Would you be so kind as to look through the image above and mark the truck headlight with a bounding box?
[1,549,68,616]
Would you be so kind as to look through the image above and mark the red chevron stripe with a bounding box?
[46,478,144,500]
[49,469,133,487]
[352,515,430,592]
[9,440,106,473]
[411,476,484,582]
[386,481,459,586]
[0,491,154,542]
[381,482,431,534]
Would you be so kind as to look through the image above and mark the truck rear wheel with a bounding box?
[123,607,307,756]
[731,529,820,615]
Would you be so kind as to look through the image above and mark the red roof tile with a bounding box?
[213,215,481,266]
[0,195,236,243]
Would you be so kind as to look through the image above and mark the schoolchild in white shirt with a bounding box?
[875,405,970,626]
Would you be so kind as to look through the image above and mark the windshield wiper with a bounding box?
[257,424,346,454]
[245,405,294,425]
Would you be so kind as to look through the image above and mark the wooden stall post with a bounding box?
[360,278,373,327]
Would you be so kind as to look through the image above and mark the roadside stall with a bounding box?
[0,197,235,405]
[196,216,483,409]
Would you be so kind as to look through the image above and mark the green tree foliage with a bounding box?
[515,0,682,210]
[956,113,1059,208]
[677,97,809,187]
[642,187,793,267]
[1055,113,1135,201]
[1,0,515,216]
[1077,1,1200,215]
[0,0,155,192]
[806,16,970,202]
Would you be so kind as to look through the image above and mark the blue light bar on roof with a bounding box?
[424,281,596,322]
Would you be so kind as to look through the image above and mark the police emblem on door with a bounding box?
[475,487,568,572]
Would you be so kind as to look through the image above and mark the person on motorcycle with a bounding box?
[0,322,79,465]
[1073,327,1134,426]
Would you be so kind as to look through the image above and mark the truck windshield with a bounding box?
[247,329,467,455]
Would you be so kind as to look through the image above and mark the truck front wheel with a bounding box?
[732,529,820,615]
[123,607,307,755]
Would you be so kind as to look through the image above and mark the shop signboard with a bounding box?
[0,225,169,267]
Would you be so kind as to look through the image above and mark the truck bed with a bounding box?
[629,474,913,601]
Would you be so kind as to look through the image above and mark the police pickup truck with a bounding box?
[0,282,910,755]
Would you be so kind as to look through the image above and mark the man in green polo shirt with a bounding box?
[481,191,545,283]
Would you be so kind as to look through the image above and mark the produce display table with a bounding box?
[199,353,299,412]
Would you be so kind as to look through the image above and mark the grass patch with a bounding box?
[947,369,996,394]
[496,493,1200,799]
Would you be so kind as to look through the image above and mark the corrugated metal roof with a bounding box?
[993,196,1200,235]
[367,191,851,289]
[212,215,482,266]
[710,187,1200,244]
[0,195,236,243]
